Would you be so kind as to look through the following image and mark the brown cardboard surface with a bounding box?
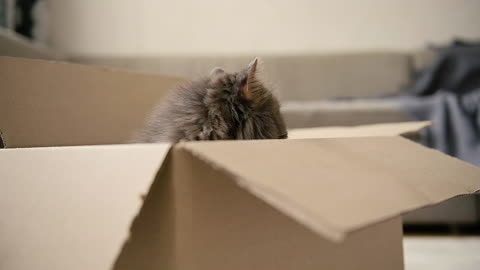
[0,143,171,270]
[181,137,480,242]
[116,146,404,270]
[0,56,184,147]
[1,137,479,270]
[288,121,431,139]
[2,57,480,270]
[0,137,480,269]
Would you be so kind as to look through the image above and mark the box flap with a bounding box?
[0,143,170,270]
[0,56,184,147]
[288,121,430,139]
[180,137,480,242]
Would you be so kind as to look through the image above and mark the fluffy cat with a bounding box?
[135,58,287,143]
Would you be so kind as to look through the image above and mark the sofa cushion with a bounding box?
[73,53,411,101]
[281,99,411,129]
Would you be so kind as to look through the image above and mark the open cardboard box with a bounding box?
[1,57,480,270]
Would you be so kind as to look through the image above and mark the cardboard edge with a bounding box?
[112,145,175,270]
[177,143,347,243]
[398,121,431,143]
[287,121,432,140]
[398,121,432,135]
[0,55,187,80]
[399,135,480,194]
[233,175,347,242]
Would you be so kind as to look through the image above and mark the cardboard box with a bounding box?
[0,56,184,147]
[1,57,480,270]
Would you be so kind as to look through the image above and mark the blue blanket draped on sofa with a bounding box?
[392,40,480,166]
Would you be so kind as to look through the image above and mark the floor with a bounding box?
[404,236,480,270]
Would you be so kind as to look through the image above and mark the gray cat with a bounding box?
[135,58,288,143]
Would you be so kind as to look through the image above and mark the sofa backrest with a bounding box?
[73,52,412,101]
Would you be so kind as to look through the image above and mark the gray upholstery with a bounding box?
[73,53,411,101]
[282,100,410,129]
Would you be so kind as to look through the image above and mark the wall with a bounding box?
[48,0,480,56]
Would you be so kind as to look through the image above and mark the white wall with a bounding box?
[48,0,480,56]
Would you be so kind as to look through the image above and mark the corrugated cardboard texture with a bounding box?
[0,144,171,270]
[0,56,184,147]
[181,137,480,242]
[288,121,430,139]
[116,146,403,270]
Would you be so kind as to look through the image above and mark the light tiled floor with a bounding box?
[404,236,480,270]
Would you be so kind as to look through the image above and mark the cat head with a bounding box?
[203,58,288,140]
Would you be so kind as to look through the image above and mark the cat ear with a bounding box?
[242,58,258,100]
[247,58,258,77]
[210,67,225,77]
[209,67,225,85]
